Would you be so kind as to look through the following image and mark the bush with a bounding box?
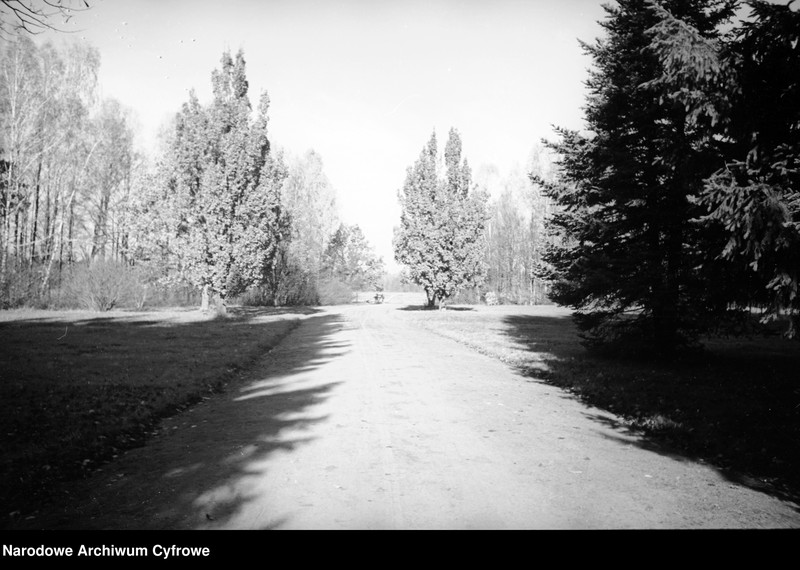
[276,272,319,306]
[485,291,499,306]
[317,278,354,305]
[62,259,140,311]
[234,267,320,307]
[451,286,482,305]
[234,287,274,307]
[0,263,49,309]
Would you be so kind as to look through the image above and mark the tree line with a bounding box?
[0,36,130,306]
[479,148,556,305]
[8,0,794,343]
[0,34,557,313]
[0,40,384,310]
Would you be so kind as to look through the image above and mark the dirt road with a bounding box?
[21,299,800,529]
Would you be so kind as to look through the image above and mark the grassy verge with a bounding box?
[0,306,312,520]
[400,304,800,503]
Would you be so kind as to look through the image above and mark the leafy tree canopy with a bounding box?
[394,128,489,308]
[164,49,287,311]
[322,223,385,292]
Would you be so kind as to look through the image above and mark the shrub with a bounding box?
[449,286,482,305]
[0,263,47,309]
[62,259,140,311]
[234,287,273,307]
[317,278,354,305]
[234,268,320,307]
[485,291,499,306]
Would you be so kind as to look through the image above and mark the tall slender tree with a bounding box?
[165,49,286,312]
[394,128,488,308]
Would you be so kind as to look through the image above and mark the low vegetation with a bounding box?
[0,306,312,524]
[401,304,800,503]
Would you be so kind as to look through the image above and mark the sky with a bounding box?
[37,0,609,272]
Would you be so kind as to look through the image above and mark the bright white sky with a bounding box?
[39,0,608,272]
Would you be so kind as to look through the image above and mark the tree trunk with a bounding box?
[30,159,42,265]
[425,288,436,309]
[217,295,227,315]
[66,196,75,264]
[1,169,11,286]
[201,284,210,313]
[40,182,77,298]
[91,188,111,260]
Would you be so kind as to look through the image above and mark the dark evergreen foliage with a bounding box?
[539,0,742,354]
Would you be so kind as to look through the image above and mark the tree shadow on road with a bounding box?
[2,310,350,529]
[501,312,800,508]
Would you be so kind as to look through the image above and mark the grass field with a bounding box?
[0,306,314,520]
[400,303,800,503]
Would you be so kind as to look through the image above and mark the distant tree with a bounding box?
[382,271,423,292]
[540,0,739,354]
[0,0,91,40]
[274,148,339,299]
[321,223,384,293]
[486,187,525,301]
[526,146,557,304]
[393,128,489,308]
[86,98,134,261]
[482,150,555,305]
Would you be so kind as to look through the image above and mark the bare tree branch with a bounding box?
[0,0,91,40]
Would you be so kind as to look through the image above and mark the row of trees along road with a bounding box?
[0,35,136,306]
[540,0,800,353]
[122,49,385,311]
[1,37,385,310]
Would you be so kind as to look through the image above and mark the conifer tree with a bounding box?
[627,0,799,338]
[541,0,738,353]
[675,1,800,337]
